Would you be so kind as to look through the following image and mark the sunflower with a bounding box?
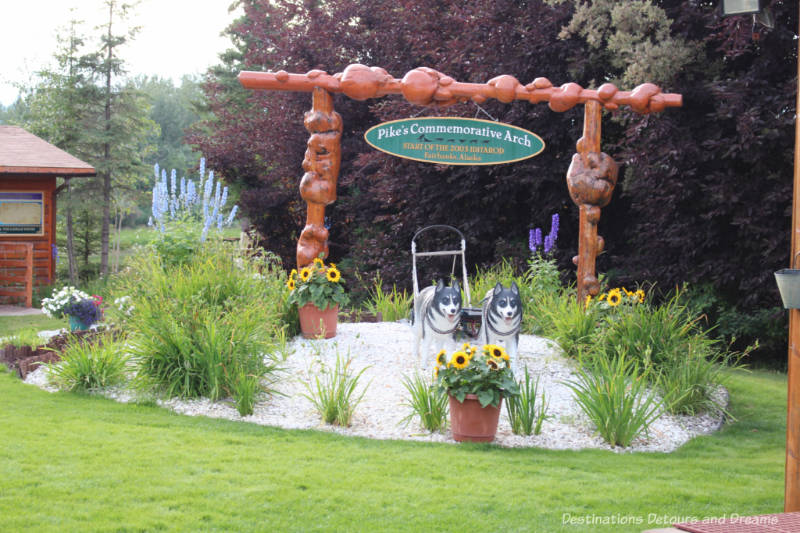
[490,345,508,361]
[599,293,606,301]
[622,287,633,297]
[634,289,645,303]
[287,278,296,291]
[585,294,592,307]
[329,262,337,269]
[313,257,325,267]
[299,267,312,282]
[486,358,500,371]
[449,351,469,369]
[326,267,342,283]
[607,288,622,307]
[289,269,298,281]
[433,366,439,380]
[435,349,447,367]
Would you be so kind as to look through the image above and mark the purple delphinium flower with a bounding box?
[550,213,559,242]
[51,244,58,265]
[225,205,239,226]
[529,227,543,253]
[544,233,554,254]
[544,214,559,254]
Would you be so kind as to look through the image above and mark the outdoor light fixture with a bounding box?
[720,0,763,16]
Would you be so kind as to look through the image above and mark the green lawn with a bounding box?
[0,368,786,532]
[0,315,65,337]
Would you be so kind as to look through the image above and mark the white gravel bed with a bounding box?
[23,322,727,452]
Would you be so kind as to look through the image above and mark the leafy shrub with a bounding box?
[400,372,448,432]
[148,220,203,267]
[505,367,549,436]
[303,352,370,426]
[566,351,664,448]
[119,241,287,405]
[46,333,130,393]
[364,273,412,321]
[524,253,562,297]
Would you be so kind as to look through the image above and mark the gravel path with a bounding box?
[24,321,727,452]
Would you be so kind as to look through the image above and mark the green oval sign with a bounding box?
[364,117,544,165]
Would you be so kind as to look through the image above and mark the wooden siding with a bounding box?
[0,176,56,286]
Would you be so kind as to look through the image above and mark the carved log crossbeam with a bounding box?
[239,64,681,113]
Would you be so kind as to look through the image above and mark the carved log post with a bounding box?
[296,87,342,268]
[566,100,619,304]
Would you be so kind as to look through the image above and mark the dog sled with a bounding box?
[411,225,482,337]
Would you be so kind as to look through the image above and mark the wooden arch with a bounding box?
[238,64,682,302]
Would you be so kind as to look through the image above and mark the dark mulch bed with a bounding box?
[1,328,116,379]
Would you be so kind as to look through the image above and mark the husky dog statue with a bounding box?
[412,279,462,367]
[478,282,523,374]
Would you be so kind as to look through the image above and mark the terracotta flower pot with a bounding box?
[298,303,339,339]
[449,393,502,443]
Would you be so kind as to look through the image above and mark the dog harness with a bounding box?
[424,311,459,337]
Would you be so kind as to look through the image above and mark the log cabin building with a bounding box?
[0,126,95,304]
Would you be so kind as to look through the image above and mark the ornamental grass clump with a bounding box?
[436,343,520,408]
[4,328,44,349]
[287,255,349,310]
[595,288,741,415]
[45,332,130,393]
[505,367,549,436]
[400,372,449,432]
[119,241,288,406]
[566,349,665,448]
[303,351,370,426]
[364,273,412,321]
[538,291,599,359]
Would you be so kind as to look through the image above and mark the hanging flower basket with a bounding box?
[68,315,92,332]
[775,269,800,309]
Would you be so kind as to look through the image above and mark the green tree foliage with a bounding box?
[15,4,157,281]
[138,75,205,173]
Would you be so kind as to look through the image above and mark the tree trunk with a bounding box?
[99,0,113,278]
[112,206,123,273]
[65,179,77,284]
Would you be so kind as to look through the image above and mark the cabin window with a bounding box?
[0,191,44,236]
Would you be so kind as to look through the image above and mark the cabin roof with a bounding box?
[0,126,96,177]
